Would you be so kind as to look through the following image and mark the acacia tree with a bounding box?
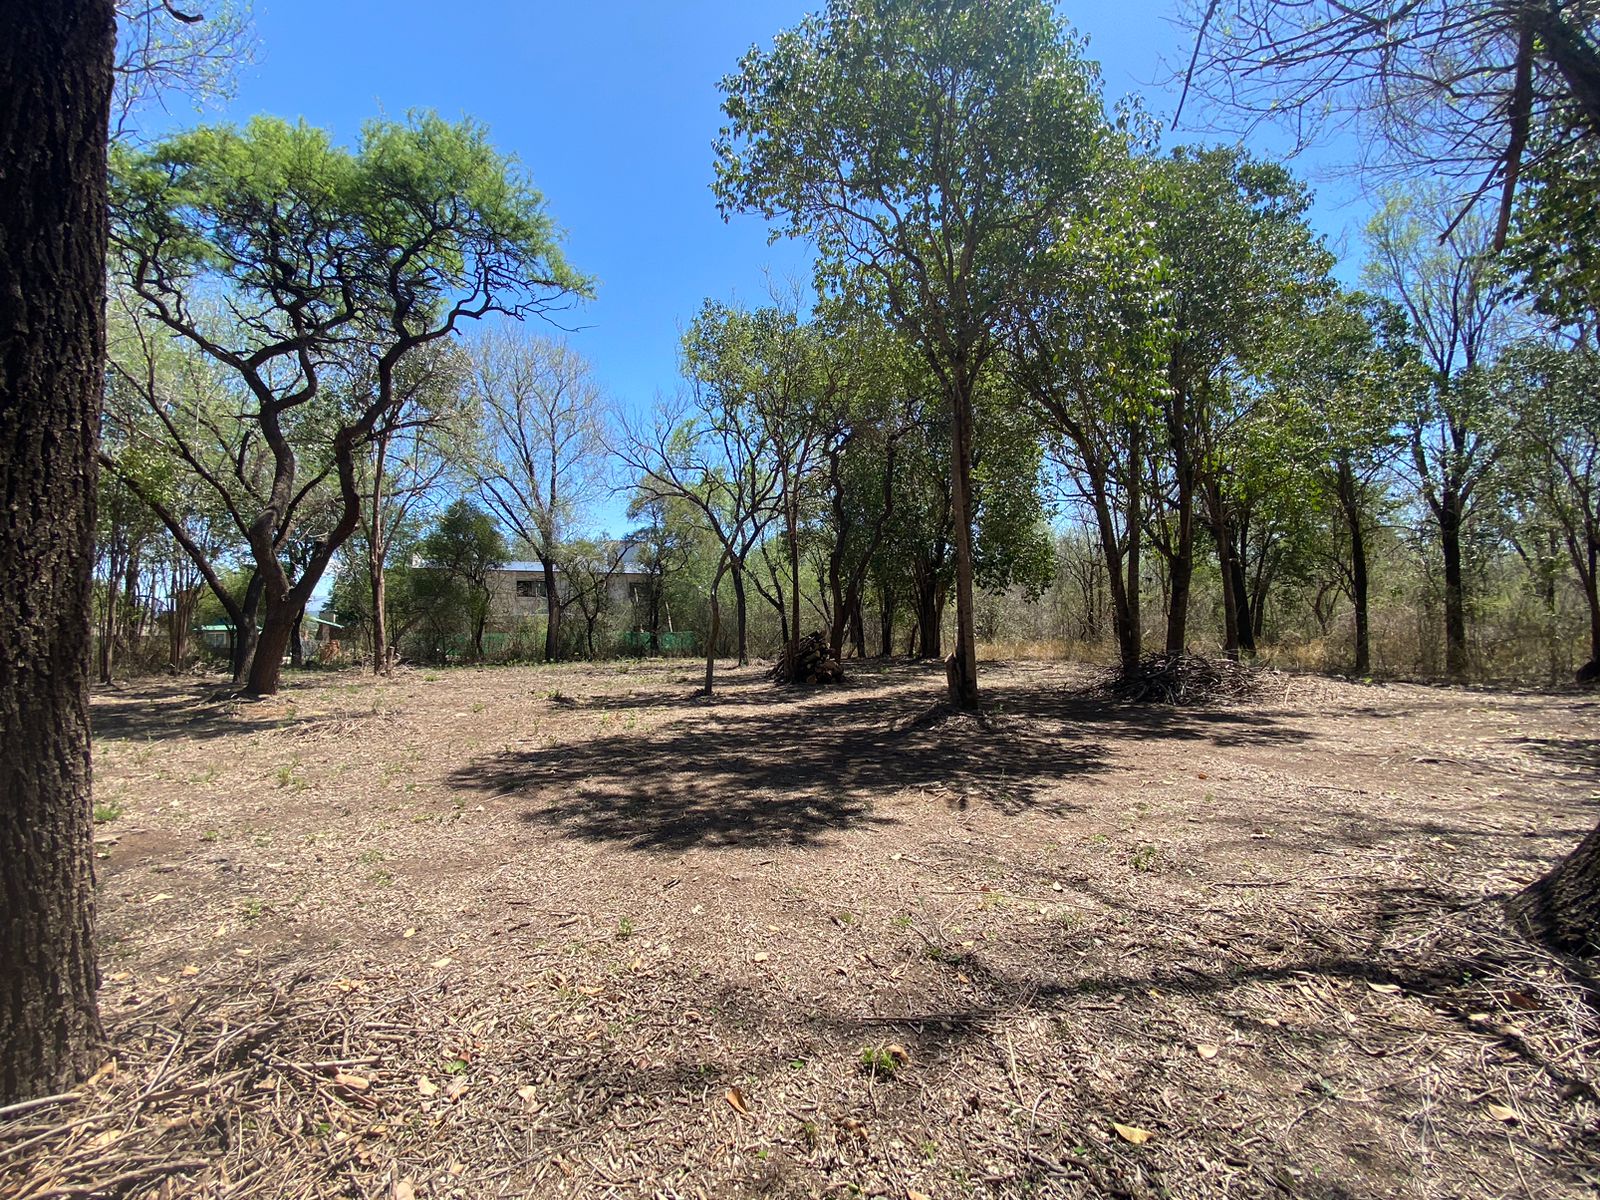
[472,331,609,663]
[0,0,116,1105]
[714,0,1110,709]
[111,113,589,696]
[1366,189,1516,679]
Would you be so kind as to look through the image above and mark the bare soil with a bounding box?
[7,659,1600,1199]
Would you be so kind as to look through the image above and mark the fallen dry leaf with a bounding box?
[1486,1102,1519,1123]
[431,956,453,969]
[1196,1043,1219,1060]
[752,952,770,963]
[1368,982,1401,995]
[725,1085,751,1115]
[416,1076,438,1097]
[1112,1122,1154,1145]
[393,1180,415,1200]
[333,1072,370,1092]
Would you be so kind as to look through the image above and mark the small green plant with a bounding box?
[444,1058,469,1075]
[1129,844,1160,873]
[358,849,384,866]
[92,800,123,823]
[615,915,635,939]
[274,759,306,790]
[200,829,219,843]
[859,1044,903,1076]
[471,701,486,713]
[368,869,394,888]
[241,897,265,920]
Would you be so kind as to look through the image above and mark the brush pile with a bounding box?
[1096,652,1260,704]
[770,631,844,685]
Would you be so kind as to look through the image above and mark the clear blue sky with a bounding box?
[161,0,1375,535]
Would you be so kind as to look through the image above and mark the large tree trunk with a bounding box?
[1440,497,1469,680]
[246,600,298,696]
[1511,819,1600,955]
[946,379,980,709]
[541,554,560,662]
[0,0,114,1104]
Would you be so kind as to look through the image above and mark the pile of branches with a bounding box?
[1096,652,1261,705]
[770,631,844,685]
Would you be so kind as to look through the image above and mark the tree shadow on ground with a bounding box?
[448,670,1321,853]
[92,683,293,742]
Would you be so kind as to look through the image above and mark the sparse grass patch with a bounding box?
[93,800,123,823]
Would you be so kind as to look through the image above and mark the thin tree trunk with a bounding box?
[731,562,748,666]
[1338,462,1372,675]
[370,561,388,674]
[945,379,980,709]
[703,552,729,695]
[1440,498,1468,680]
[1165,480,1194,657]
[0,0,114,1103]
[878,582,896,658]
[289,602,306,668]
[541,555,559,662]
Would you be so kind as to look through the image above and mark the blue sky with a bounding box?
[156,0,1375,536]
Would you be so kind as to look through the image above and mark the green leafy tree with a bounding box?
[111,112,590,695]
[418,500,508,661]
[1365,188,1517,680]
[1267,293,1412,673]
[1010,154,1169,673]
[1136,147,1333,657]
[714,0,1112,709]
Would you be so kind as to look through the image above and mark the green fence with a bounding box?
[619,630,697,656]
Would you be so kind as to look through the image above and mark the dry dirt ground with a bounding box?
[7,659,1600,1199]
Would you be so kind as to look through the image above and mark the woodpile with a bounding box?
[771,631,844,685]
[1095,652,1260,705]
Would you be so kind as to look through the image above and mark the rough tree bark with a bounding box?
[1439,496,1469,680]
[945,379,981,709]
[1335,459,1372,675]
[1512,820,1600,955]
[0,0,115,1104]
